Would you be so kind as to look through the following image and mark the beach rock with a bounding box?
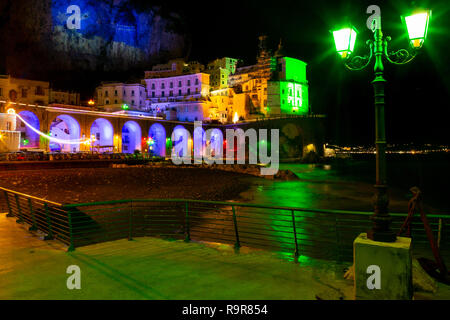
[274,169,299,181]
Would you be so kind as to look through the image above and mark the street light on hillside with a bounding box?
[332,9,431,242]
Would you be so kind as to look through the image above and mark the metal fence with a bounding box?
[2,187,449,262]
[2,188,71,245]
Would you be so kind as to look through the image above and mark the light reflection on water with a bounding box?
[234,163,407,261]
[241,163,381,212]
[240,161,448,213]
[201,159,447,262]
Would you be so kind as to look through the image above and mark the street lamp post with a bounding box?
[332,9,431,242]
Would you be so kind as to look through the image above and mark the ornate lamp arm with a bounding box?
[344,40,373,71]
[384,36,417,65]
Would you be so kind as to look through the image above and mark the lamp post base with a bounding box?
[368,184,397,242]
[354,233,413,300]
[367,228,397,242]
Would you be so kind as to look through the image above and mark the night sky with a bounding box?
[2,0,450,145]
[167,0,450,146]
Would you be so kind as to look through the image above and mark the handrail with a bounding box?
[62,198,449,219]
[0,187,63,207]
[3,188,448,259]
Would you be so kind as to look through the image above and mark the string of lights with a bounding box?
[11,110,93,146]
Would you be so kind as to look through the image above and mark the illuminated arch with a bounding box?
[207,128,223,158]
[90,118,114,151]
[148,123,166,157]
[172,125,190,158]
[17,111,40,149]
[122,121,142,154]
[49,114,81,152]
[193,126,206,159]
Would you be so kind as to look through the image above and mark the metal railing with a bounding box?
[1,187,70,245]
[2,187,448,262]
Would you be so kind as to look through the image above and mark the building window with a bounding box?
[178,81,182,87]
[170,82,173,88]
[0,88,2,96]
[114,99,118,104]
[152,92,155,98]
[151,84,155,90]
[161,83,165,89]
[162,91,165,97]
[187,88,190,95]
[114,90,118,96]
[124,90,126,96]
[35,86,44,96]
[178,89,182,96]
[195,88,199,94]
[187,80,191,86]
[105,91,109,97]
[169,91,173,97]
[106,100,109,104]
[132,100,135,105]
[132,90,135,96]
[195,78,199,85]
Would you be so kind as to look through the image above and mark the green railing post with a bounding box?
[4,191,14,217]
[184,202,190,242]
[437,218,443,249]
[67,209,75,251]
[291,210,299,259]
[232,206,240,252]
[28,198,38,231]
[14,194,24,224]
[128,201,133,241]
[44,203,54,240]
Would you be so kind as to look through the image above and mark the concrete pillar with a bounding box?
[354,233,412,300]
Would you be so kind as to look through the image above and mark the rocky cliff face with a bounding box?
[1,0,188,86]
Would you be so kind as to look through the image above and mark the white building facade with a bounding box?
[96,82,147,112]
[144,73,210,102]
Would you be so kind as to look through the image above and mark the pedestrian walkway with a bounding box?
[0,213,356,300]
[0,213,449,300]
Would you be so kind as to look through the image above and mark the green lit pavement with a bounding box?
[2,213,450,300]
[0,213,354,300]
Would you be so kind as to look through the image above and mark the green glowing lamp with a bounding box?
[122,104,129,110]
[403,10,431,49]
[332,27,357,59]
